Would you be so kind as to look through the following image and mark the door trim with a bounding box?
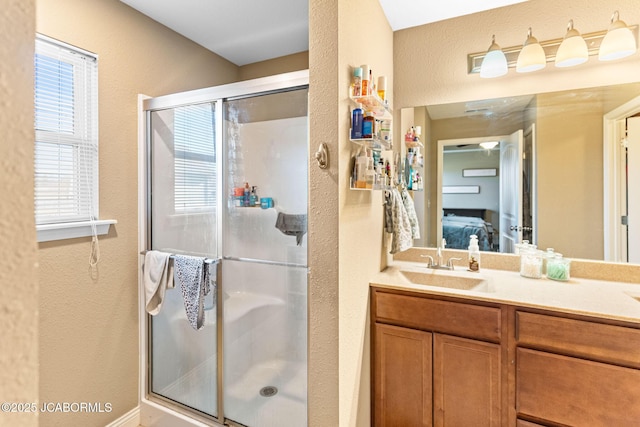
[603,94,640,261]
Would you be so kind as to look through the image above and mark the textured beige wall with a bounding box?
[308,0,339,425]
[0,2,38,427]
[536,92,603,258]
[239,51,309,81]
[338,1,393,426]
[36,0,239,425]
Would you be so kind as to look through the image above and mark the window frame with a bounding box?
[34,34,115,242]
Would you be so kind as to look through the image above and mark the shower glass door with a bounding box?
[148,102,219,417]
[143,72,309,427]
[222,89,308,427]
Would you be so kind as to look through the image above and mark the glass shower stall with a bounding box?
[140,71,309,427]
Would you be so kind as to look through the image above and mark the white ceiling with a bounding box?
[427,94,534,120]
[120,0,527,66]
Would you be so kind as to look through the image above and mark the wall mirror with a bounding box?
[409,81,640,263]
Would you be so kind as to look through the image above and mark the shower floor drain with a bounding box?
[259,386,278,397]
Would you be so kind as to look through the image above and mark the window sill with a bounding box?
[36,219,117,243]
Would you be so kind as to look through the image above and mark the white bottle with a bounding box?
[468,235,481,272]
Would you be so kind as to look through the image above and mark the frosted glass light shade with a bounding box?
[480,141,499,149]
[599,12,637,61]
[516,29,546,73]
[555,22,588,68]
[480,36,508,78]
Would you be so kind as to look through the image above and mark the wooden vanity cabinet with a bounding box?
[372,288,504,427]
[372,286,640,427]
[515,310,640,426]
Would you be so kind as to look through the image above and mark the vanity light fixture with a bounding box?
[479,35,508,78]
[468,11,638,77]
[599,11,637,61]
[516,27,546,73]
[479,141,499,149]
[555,20,588,67]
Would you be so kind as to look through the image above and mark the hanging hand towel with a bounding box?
[388,188,413,254]
[401,186,421,240]
[384,191,394,234]
[174,255,211,330]
[143,250,174,315]
[275,212,307,245]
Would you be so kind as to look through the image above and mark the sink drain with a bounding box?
[259,386,278,397]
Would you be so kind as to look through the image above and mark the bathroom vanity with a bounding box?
[370,265,640,427]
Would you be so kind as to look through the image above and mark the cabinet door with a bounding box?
[517,347,640,426]
[374,323,432,427]
[433,334,501,427]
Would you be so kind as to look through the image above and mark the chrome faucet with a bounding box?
[421,239,462,270]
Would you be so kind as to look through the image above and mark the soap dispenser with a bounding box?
[468,234,481,272]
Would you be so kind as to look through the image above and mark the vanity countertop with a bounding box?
[371,262,640,323]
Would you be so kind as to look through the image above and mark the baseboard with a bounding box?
[105,406,140,427]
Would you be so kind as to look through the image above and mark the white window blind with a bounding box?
[174,103,217,212]
[34,35,98,225]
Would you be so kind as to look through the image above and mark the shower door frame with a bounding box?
[137,70,310,427]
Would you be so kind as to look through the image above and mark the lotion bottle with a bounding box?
[468,234,481,272]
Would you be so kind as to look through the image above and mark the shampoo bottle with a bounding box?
[243,182,250,207]
[351,105,363,139]
[360,64,370,96]
[468,234,481,272]
[352,67,362,96]
[362,112,374,139]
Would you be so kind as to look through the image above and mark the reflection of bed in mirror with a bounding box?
[442,208,494,251]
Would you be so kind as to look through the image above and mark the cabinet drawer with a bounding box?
[374,291,501,342]
[516,311,640,368]
[516,348,640,426]
[516,420,544,427]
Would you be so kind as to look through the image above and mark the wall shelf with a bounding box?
[349,94,391,119]
[350,134,392,151]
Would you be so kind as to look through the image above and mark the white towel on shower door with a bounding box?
[143,250,174,315]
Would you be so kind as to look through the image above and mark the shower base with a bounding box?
[158,357,306,427]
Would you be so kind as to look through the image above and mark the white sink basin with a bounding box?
[400,270,491,292]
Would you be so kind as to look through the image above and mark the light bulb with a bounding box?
[599,11,637,61]
[555,20,588,68]
[480,35,508,78]
[516,28,546,73]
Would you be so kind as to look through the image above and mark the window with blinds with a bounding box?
[34,35,98,225]
[173,103,217,213]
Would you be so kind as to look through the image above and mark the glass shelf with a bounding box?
[349,133,392,151]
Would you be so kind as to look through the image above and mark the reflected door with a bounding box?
[499,129,523,253]
[628,117,640,263]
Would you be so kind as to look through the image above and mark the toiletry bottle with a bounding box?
[250,186,258,207]
[351,104,363,139]
[405,128,414,142]
[468,234,481,272]
[362,112,374,139]
[365,155,375,189]
[243,182,250,207]
[360,64,370,96]
[377,76,387,101]
[352,67,362,97]
[356,153,368,188]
